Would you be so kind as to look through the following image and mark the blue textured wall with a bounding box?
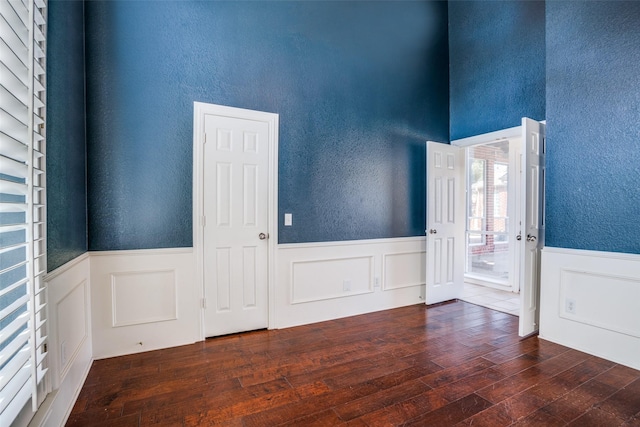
[545,1,640,254]
[46,0,87,271]
[84,1,449,249]
[448,0,545,140]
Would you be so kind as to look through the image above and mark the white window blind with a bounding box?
[0,0,48,425]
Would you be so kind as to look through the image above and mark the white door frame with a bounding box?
[193,102,279,340]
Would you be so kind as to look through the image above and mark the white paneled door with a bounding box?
[202,113,270,337]
[425,142,465,304]
[519,118,546,337]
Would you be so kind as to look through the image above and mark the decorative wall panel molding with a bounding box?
[559,269,640,338]
[291,256,374,304]
[56,280,89,379]
[90,249,199,359]
[276,237,426,328]
[383,251,426,290]
[110,270,177,327]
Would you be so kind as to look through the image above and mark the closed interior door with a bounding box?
[203,113,269,337]
[425,142,465,304]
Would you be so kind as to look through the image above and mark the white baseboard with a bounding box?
[540,247,640,370]
[89,248,200,359]
[274,237,426,329]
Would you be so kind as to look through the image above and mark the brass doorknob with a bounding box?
[259,233,268,240]
[429,229,437,234]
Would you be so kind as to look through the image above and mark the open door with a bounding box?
[425,142,465,304]
[519,118,546,336]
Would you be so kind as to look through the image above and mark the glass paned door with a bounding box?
[465,140,512,284]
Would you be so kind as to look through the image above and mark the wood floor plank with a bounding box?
[67,301,640,426]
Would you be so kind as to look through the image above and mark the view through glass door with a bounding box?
[465,140,519,292]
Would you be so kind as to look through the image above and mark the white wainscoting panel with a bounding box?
[383,251,426,290]
[111,270,177,327]
[34,253,92,427]
[275,237,426,329]
[540,247,640,370]
[291,256,373,304]
[90,248,199,359]
[56,280,88,378]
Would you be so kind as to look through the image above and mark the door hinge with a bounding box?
[203,133,207,144]
[201,216,206,227]
[201,298,206,309]
[43,343,47,353]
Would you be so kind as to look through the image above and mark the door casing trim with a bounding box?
[193,102,279,340]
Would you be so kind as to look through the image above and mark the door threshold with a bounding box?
[459,282,520,317]
[206,328,268,340]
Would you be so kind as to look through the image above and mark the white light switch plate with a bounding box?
[284,213,292,226]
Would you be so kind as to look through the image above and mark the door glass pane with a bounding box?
[468,158,485,245]
[493,162,509,243]
[466,233,509,280]
[466,140,510,283]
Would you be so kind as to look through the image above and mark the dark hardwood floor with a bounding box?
[67,301,640,426]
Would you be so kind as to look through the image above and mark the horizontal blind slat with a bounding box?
[0,346,29,390]
[33,95,43,110]
[0,155,28,179]
[0,85,28,126]
[0,241,28,256]
[33,59,44,76]
[0,133,27,162]
[0,1,28,44]
[0,224,28,235]
[36,366,47,384]
[0,178,28,196]
[32,77,43,93]
[0,277,27,299]
[33,42,43,59]
[0,109,28,143]
[8,0,29,27]
[0,14,28,60]
[1,62,29,103]
[0,294,29,325]
[0,328,29,366]
[0,311,29,348]
[0,360,31,415]
[0,202,28,214]
[33,24,43,42]
[35,343,46,366]
[33,6,44,26]
[0,38,28,79]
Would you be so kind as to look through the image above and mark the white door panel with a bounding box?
[426,142,465,304]
[203,114,269,337]
[519,118,545,336]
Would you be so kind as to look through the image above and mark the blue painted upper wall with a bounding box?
[46,0,87,271]
[84,1,449,249]
[448,0,545,140]
[545,1,640,254]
